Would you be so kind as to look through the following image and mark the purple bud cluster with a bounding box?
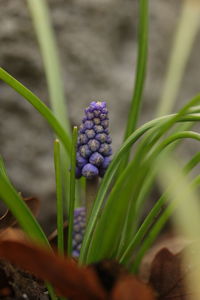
[72,207,86,257]
[76,101,112,179]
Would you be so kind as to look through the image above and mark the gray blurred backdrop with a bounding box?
[0,0,199,232]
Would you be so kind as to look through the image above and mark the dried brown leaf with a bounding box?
[90,260,155,300]
[48,220,68,249]
[0,240,106,300]
[140,233,192,282]
[0,240,156,300]
[149,247,195,300]
[0,228,27,242]
[90,260,128,292]
[0,197,40,231]
[111,275,155,300]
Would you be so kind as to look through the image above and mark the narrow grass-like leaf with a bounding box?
[119,128,189,248]
[85,131,200,263]
[0,156,11,184]
[114,103,200,246]
[80,117,189,262]
[0,68,71,155]
[80,96,200,261]
[183,151,200,173]
[163,153,200,297]
[131,165,200,273]
[0,173,49,245]
[54,139,64,255]
[67,127,78,256]
[124,0,148,139]
[80,113,200,262]
[27,0,72,219]
[116,167,156,259]
[156,0,200,116]
[118,0,148,174]
[80,117,161,263]
[120,130,200,246]
[27,0,70,134]
[79,110,200,262]
[120,121,195,244]
[119,151,200,265]
[160,156,200,240]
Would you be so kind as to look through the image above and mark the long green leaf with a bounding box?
[27,0,70,134]
[54,139,64,255]
[27,0,72,218]
[0,156,11,184]
[0,68,71,155]
[119,151,200,265]
[156,0,200,116]
[183,151,200,173]
[132,165,200,273]
[120,130,200,246]
[124,0,148,139]
[67,127,78,256]
[81,94,200,262]
[119,120,195,250]
[117,125,191,252]
[0,174,49,245]
[80,107,200,262]
[114,98,200,248]
[85,131,200,263]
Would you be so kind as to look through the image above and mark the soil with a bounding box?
[0,261,48,300]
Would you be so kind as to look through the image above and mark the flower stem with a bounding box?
[86,178,99,220]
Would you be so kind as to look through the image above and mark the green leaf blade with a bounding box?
[67,127,78,257]
[0,68,71,155]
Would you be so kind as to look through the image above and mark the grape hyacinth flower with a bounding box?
[76,101,112,179]
[72,207,86,257]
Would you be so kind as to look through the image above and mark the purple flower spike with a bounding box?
[76,101,112,179]
[72,207,86,257]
